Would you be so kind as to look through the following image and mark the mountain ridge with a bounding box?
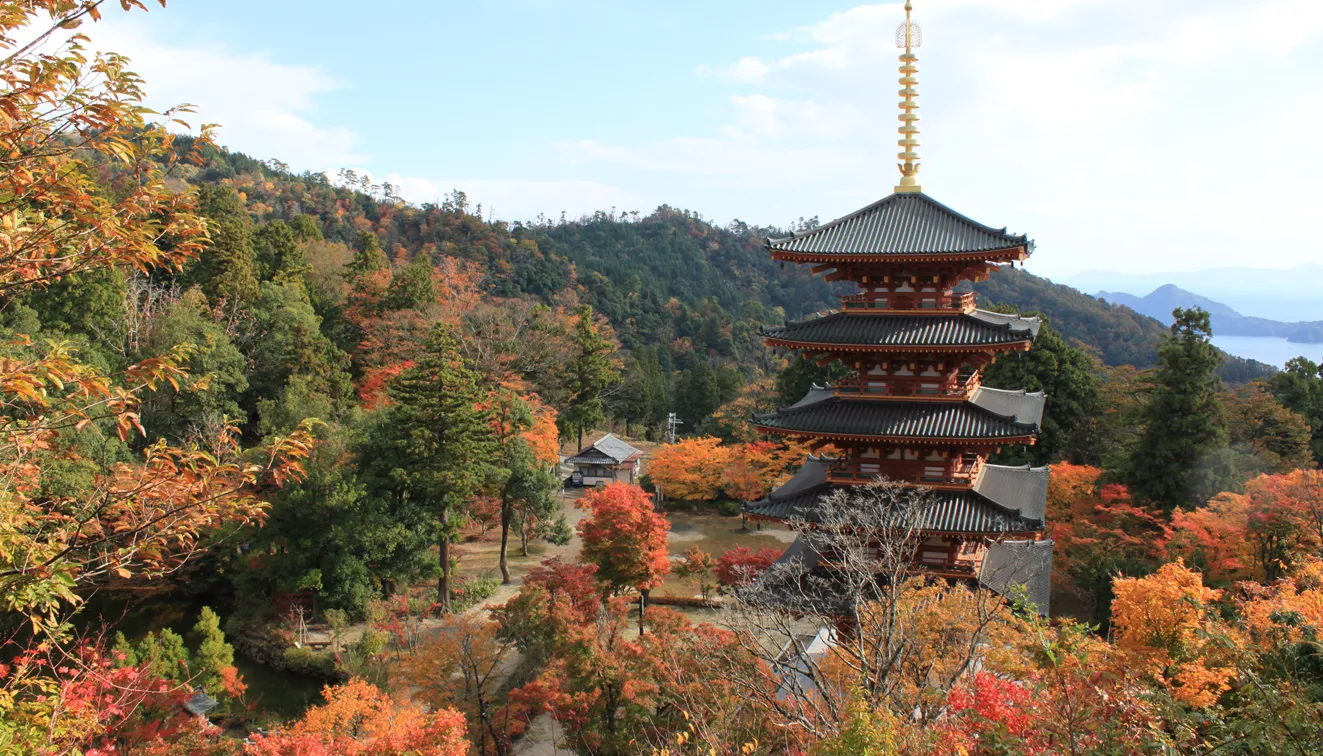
[1097,284,1323,344]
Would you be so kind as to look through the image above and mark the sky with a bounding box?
[69,0,1323,281]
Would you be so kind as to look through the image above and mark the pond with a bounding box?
[78,591,324,721]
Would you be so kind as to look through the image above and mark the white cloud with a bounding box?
[577,0,1323,276]
[82,19,368,170]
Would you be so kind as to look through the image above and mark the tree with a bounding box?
[720,441,804,502]
[246,678,469,755]
[674,546,716,601]
[1046,464,1170,626]
[193,606,237,703]
[576,484,671,633]
[1226,383,1314,475]
[1268,356,1323,465]
[499,437,562,582]
[648,437,731,502]
[347,230,390,278]
[1111,561,1235,708]
[1127,308,1233,510]
[358,325,498,612]
[713,546,783,588]
[981,314,1103,465]
[1245,470,1323,581]
[559,305,619,450]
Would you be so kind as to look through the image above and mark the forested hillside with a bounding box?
[973,267,1275,382]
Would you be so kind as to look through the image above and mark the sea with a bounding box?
[1211,336,1322,369]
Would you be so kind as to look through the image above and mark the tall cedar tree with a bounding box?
[576,483,671,633]
[1127,308,1232,510]
[372,326,497,612]
[561,305,618,450]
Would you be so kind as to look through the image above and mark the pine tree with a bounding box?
[361,325,498,612]
[560,305,618,450]
[193,606,234,698]
[347,230,389,278]
[1127,308,1232,510]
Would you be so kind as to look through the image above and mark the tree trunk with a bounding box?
[439,509,453,614]
[577,425,584,453]
[499,499,513,584]
[638,588,648,636]
[520,518,530,557]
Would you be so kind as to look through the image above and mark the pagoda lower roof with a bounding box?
[761,309,1040,350]
[746,535,1053,615]
[755,386,1044,442]
[744,456,1048,534]
[766,192,1032,260]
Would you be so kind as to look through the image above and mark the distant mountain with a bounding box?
[1059,264,1323,323]
[1097,285,1323,344]
[966,270,1275,383]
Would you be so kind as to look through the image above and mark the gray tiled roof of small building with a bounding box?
[570,433,642,464]
[762,309,1040,347]
[754,389,1042,440]
[766,193,1031,256]
[979,539,1054,615]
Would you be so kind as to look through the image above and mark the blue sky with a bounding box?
[81,0,1323,281]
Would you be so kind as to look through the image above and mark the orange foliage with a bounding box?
[1111,561,1234,708]
[648,437,731,501]
[432,256,486,322]
[245,679,468,756]
[576,484,671,593]
[719,441,806,502]
[1169,492,1253,583]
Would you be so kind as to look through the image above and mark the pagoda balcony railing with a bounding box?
[827,457,983,487]
[820,542,987,574]
[835,373,980,400]
[841,291,975,313]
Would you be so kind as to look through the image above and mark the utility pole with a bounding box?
[666,412,682,445]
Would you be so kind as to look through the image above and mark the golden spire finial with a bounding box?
[895,0,923,193]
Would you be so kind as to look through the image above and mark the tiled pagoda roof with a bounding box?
[762,309,1040,349]
[743,456,1048,534]
[753,386,1044,441]
[766,193,1031,258]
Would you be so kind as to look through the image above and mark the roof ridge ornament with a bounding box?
[895,1,923,194]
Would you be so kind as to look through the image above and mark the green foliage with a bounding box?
[347,230,389,277]
[247,280,352,433]
[138,290,248,442]
[382,254,436,311]
[111,632,138,668]
[1268,356,1323,465]
[775,356,851,406]
[451,576,501,613]
[186,185,260,307]
[282,646,337,678]
[252,219,306,281]
[560,305,619,446]
[1127,308,1235,509]
[358,325,498,610]
[137,628,191,684]
[192,606,235,700]
[982,314,1103,466]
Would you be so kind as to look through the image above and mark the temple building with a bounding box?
[744,1,1053,613]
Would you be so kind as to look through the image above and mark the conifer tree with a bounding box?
[560,305,618,450]
[347,230,389,277]
[193,606,235,697]
[1127,308,1232,510]
[361,325,498,612]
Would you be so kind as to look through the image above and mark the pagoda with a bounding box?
[744,1,1053,612]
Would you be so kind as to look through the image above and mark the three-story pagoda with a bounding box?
[744,1,1053,612]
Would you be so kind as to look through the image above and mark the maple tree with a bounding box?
[576,483,671,633]
[1168,491,1253,583]
[674,546,716,601]
[1045,464,1170,625]
[0,1,315,744]
[719,440,805,503]
[1244,469,1323,580]
[245,678,468,756]
[648,436,732,502]
[1111,560,1235,708]
[713,546,783,588]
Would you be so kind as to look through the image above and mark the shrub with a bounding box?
[282,646,337,678]
[451,576,501,613]
[714,546,783,587]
